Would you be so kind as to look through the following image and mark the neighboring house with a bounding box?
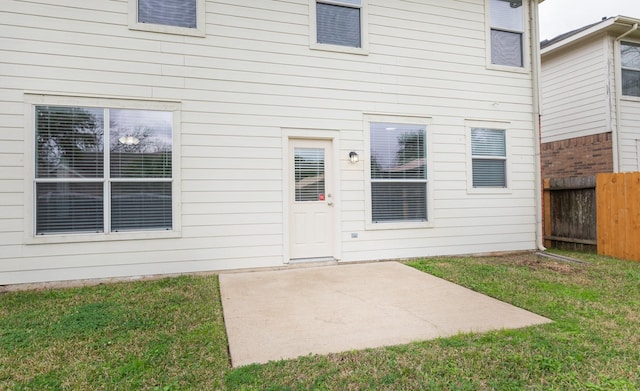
[540,16,640,178]
[0,0,545,285]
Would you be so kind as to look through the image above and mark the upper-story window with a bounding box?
[489,0,524,67]
[311,0,367,54]
[129,0,205,37]
[621,41,640,97]
[138,0,196,28]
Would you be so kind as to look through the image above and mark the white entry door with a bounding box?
[289,139,334,260]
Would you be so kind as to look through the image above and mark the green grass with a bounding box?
[0,276,229,390]
[1,251,639,390]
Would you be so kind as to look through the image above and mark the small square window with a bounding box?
[489,0,524,68]
[129,0,205,37]
[317,1,361,48]
[311,0,367,54]
[138,0,197,28]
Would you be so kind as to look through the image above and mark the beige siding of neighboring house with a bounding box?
[613,31,640,172]
[618,99,640,171]
[608,33,640,172]
[541,35,610,143]
[606,35,618,138]
[613,28,640,172]
[0,0,539,284]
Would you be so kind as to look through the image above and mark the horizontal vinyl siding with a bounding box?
[541,36,609,143]
[618,99,640,172]
[0,0,538,284]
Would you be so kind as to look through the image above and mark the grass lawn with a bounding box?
[1,251,639,390]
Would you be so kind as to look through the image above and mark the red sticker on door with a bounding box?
[319,194,325,201]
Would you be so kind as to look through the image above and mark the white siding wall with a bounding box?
[541,35,610,143]
[0,0,539,284]
[618,99,640,171]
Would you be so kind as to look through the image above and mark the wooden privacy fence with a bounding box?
[543,172,640,262]
[543,176,597,252]
[597,172,640,261]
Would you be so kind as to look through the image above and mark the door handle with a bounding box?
[327,201,333,206]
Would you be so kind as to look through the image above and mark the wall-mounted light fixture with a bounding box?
[349,151,359,164]
[119,136,140,145]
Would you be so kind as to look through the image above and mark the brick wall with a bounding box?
[541,133,614,179]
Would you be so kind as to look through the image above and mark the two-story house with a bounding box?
[541,15,640,178]
[0,0,545,285]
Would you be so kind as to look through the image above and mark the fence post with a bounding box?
[543,178,551,248]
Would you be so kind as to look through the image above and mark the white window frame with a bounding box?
[24,94,182,244]
[466,120,512,194]
[309,0,369,55]
[128,0,206,37]
[485,0,529,72]
[620,40,640,99]
[364,114,433,230]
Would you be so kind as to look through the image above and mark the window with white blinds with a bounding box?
[294,148,326,202]
[489,0,524,67]
[621,41,640,97]
[471,128,507,188]
[316,0,362,48]
[35,105,173,235]
[138,0,197,28]
[370,123,427,223]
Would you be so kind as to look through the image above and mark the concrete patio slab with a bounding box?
[219,261,551,367]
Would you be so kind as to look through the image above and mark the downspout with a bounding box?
[530,0,545,251]
[614,21,639,172]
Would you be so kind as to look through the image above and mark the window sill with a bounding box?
[365,221,434,231]
[621,95,640,102]
[467,187,512,195]
[25,230,182,245]
[129,22,206,37]
[486,63,530,74]
[310,42,368,56]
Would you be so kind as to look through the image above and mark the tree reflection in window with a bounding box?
[109,109,172,178]
[622,42,640,97]
[36,106,104,179]
[34,105,173,235]
[370,123,427,223]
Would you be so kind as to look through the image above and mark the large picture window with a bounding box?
[621,41,640,97]
[489,0,524,67]
[370,123,427,223]
[35,106,174,235]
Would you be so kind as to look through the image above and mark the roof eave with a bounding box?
[542,16,640,57]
